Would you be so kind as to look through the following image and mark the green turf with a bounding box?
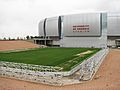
[0,48,100,71]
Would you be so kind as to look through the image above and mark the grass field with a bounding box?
[0,48,100,71]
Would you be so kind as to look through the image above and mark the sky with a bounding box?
[0,0,120,39]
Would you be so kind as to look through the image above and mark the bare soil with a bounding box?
[0,40,39,51]
[0,49,120,90]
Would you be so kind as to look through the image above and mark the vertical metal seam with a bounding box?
[43,18,47,37]
[58,16,61,39]
[100,13,102,36]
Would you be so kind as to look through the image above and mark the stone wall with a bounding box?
[0,49,109,86]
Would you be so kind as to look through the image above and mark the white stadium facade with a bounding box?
[34,12,120,48]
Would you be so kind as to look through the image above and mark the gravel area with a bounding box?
[0,40,39,51]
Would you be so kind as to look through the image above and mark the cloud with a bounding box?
[95,0,120,12]
[0,0,120,39]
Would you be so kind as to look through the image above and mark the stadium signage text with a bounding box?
[73,25,89,32]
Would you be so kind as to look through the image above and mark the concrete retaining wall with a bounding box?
[0,49,109,85]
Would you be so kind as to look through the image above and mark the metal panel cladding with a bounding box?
[46,17,59,36]
[108,13,120,36]
[38,20,44,36]
[63,13,101,36]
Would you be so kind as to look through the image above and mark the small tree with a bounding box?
[3,37,6,40]
[26,35,30,40]
[30,36,34,39]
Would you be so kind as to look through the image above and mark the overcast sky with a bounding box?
[0,0,120,39]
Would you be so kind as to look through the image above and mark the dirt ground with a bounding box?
[0,49,120,90]
[0,40,39,51]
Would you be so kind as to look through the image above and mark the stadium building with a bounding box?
[34,12,120,48]
[107,13,120,47]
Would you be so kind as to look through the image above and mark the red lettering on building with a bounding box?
[72,25,90,32]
